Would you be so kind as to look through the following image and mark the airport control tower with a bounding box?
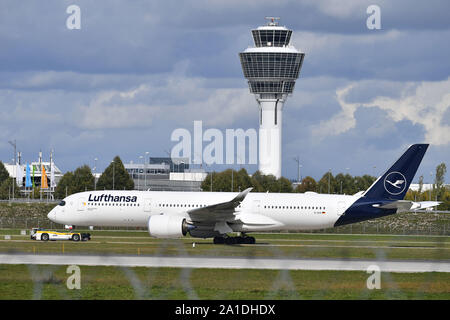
[239,17,304,178]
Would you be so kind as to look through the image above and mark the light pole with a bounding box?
[344,167,350,194]
[145,151,149,190]
[205,163,213,192]
[430,171,433,201]
[180,161,185,181]
[94,157,98,190]
[231,169,233,192]
[111,160,115,190]
[328,168,331,194]
[293,156,300,182]
[237,154,244,170]
[138,156,143,190]
[8,140,16,200]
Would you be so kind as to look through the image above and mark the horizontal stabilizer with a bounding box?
[411,201,441,211]
[374,200,413,211]
[374,200,441,212]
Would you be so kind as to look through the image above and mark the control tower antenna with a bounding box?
[239,18,305,178]
[264,16,280,26]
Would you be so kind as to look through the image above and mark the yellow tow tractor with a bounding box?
[30,228,91,242]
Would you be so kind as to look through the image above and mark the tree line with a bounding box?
[201,163,448,210]
[0,162,20,199]
[54,156,134,199]
[200,168,377,195]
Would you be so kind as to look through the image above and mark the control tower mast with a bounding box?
[239,17,304,178]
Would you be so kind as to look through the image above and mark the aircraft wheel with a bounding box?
[240,237,254,244]
[225,237,236,245]
[213,236,225,244]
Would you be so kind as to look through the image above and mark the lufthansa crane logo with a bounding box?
[384,171,407,195]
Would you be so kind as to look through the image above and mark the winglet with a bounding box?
[187,187,253,221]
[233,187,253,203]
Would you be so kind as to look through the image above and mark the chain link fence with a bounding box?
[1,216,448,236]
[0,204,449,300]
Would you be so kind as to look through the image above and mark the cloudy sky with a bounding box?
[0,0,449,183]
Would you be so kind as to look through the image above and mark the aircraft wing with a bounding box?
[187,187,252,224]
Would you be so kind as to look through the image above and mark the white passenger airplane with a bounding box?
[47,144,439,244]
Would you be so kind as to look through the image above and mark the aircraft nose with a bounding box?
[47,208,57,221]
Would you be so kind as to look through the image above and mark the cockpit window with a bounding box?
[59,200,66,206]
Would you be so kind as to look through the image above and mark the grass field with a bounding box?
[0,264,448,300]
[0,229,448,261]
[0,229,449,300]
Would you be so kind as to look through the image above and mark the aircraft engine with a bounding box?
[147,215,192,238]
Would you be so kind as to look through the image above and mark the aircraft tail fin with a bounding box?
[363,144,429,200]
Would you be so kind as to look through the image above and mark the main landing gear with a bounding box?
[213,235,256,245]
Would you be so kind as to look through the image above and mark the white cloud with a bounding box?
[75,85,161,129]
[313,77,450,145]
[292,29,402,54]
[74,75,255,130]
[303,0,370,19]
[311,84,357,138]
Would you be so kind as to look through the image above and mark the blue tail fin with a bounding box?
[363,144,429,200]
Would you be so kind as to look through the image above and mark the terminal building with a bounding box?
[3,157,63,199]
[3,153,207,194]
[4,161,64,188]
[124,157,207,191]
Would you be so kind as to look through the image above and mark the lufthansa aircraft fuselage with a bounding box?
[48,190,356,231]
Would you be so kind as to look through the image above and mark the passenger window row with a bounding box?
[263,205,326,210]
[88,203,139,207]
[159,204,207,208]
